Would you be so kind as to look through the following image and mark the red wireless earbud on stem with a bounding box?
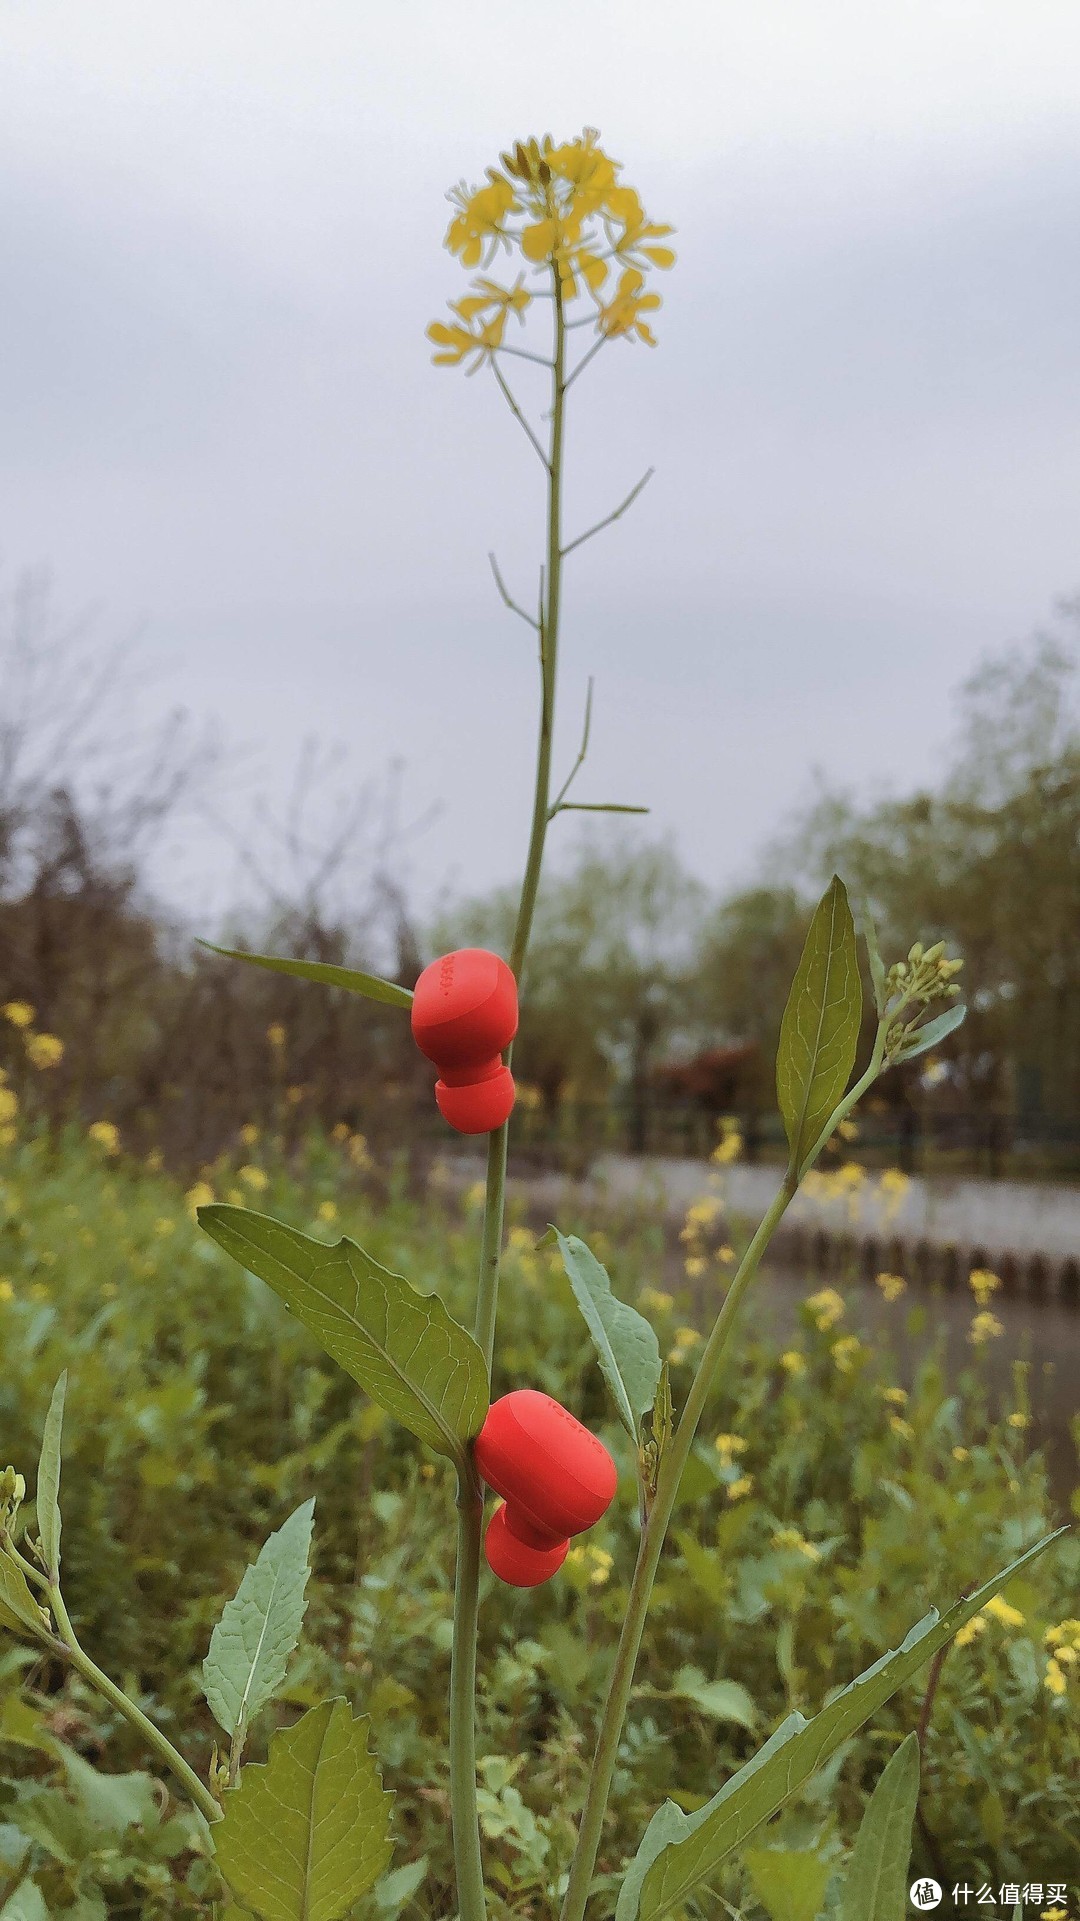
[411,949,519,1134]
[473,1390,618,1587]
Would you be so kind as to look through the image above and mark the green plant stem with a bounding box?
[47,1583,221,1826]
[447,275,567,1921]
[559,1023,890,1921]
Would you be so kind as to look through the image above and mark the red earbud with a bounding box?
[473,1389,618,1587]
[411,949,519,1134]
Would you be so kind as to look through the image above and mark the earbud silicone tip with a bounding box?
[435,1067,516,1135]
[484,1503,568,1587]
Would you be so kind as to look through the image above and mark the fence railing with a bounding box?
[489,1099,1080,1183]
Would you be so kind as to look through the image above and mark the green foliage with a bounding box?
[197,1205,489,1463]
[34,1372,65,1588]
[213,1699,392,1921]
[0,1127,1076,1914]
[203,1498,315,1746]
[744,1845,831,1921]
[547,1228,660,1442]
[776,876,862,1170]
[837,1732,921,1921]
[0,1557,44,1642]
[617,1531,1062,1921]
[196,942,414,1010]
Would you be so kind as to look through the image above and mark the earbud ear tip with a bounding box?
[483,1503,568,1587]
[436,1067,516,1134]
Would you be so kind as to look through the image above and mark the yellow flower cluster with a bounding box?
[1044,1618,1080,1696]
[779,1348,806,1376]
[185,1180,214,1220]
[428,129,675,370]
[969,1267,1003,1308]
[956,1591,1026,1647]
[679,1191,731,1278]
[875,1271,907,1302]
[726,1475,754,1503]
[88,1120,120,1155]
[638,1285,674,1315]
[711,1117,742,1166]
[2,1001,34,1028]
[968,1309,1005,1347]
[667,1325,703,1366]
[831,1334,862,1375]
[566,1542,614,1587]
[713,1433,748,1465]
[805,1287,845,1331]
[25,1032,63,1069]
[771,1527,821,1561]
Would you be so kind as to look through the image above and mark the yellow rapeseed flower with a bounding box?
[348,1133,372,1171]
[0,1279,12,1302]
[875,1271,906,1302]
[1043,1661,1067,1697]
[88,1121,119,1155]
[683,1255,706,1279]
[955,1614,986,1648]
[726,1475,753,1503]
[771,1527,820,1561]
[969,1267,1002,1308]
[831,1335,862,1374]
[984,1594,1025,1629]
[1007,1410,1031,1430]
[185,1180,214,1219]
[25,1032,63,1069]
[713,1433,748,1462]
[2,1001,34,1028]
[888,1415,914,1438]
[969,1310,1005,1346]
[779,1349,805,1376]
[806,1288,845,1331]
[238,1165,268,1192]
[952,1445,970,1462]
[0,1089,18,1124]
[317,1200,338,1223]
[639,1286,674,1313]
[882,1386,908,1406]
[240,1123,260,1145]
[154,1217,176,1237]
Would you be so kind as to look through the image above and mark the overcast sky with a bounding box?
[2,0,1078,935]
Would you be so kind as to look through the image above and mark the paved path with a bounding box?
[451,1152,1080,1263]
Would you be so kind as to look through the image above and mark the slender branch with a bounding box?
[47,1584,221,1826]
[488,552,540,633]
[559,1019,892,1921]
[492,342,554,368]
[449,1469,487,1921]
[563,334,609,392]
[557,802,649,815]
[489,359,551,472]
[561,468,654,559]
[548,678,594,819]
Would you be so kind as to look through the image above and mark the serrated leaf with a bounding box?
[838,1732,920,1921]
[894,1002,967,1063]
[197,1208,488,1462]
[776,876,862,1169]
[0,1880,48,1921]
[197,941,412,1008]
[0,1557,46,1641]
[36,1372,66,1585]
[671,1669,758,1731]
[203,1498,315,1742]
[548,1228,660,1441]
[617,1528,1065,1921]
[745,1846,831,1921]
[213,1698,393,1921]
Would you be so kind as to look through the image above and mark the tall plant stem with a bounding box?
[47,1584,221,1826]
[560,1033,889,1921]
[448,276,567,1921]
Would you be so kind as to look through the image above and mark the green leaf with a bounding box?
[894,1003,967,1063]
[196,941,413,1008]
[203,1498,316,1742]
[213,1698,393,1921]
[547,1228,661,1441]
[0,1880,48,1921]
[858,902,888,1018]
[0,1557,46,1641]
[197,1207,488,1463]
[59,1750,158,1837]
[616,1528,1065,1921]
[671,1669,757,1731]
[776,875,862,1169]
[837,1732,920,1921]
[374,1857,428,1916]
[745,1847,831,1921]
[36,1372,66,1586]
